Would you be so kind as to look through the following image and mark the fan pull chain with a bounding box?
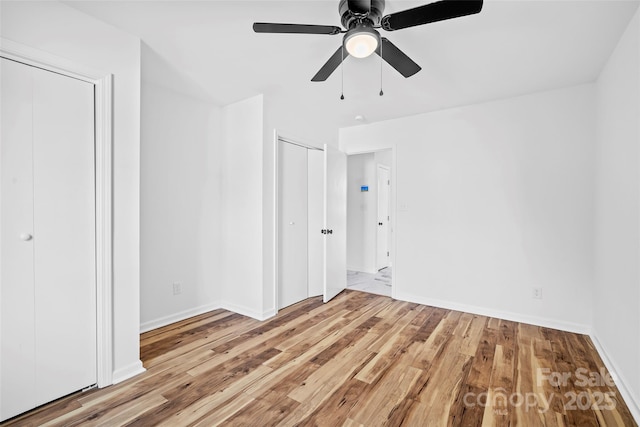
[340,47,345,100]
[379,40,384,96]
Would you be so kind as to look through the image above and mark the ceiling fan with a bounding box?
[253,0,483,82]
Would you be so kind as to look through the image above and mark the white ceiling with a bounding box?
[67,0,639,128]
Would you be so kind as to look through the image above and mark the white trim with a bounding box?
[94,72,114,388]
[394,291,591,335]
[140,302,222,333]
[260,308,277,320]
[273,130,279,315]
[112,361,146,385]
[590,332,640,423]
[140,301,277,334]
[1,38,116,388]
[219,301,276,321]
[0,39,106,83]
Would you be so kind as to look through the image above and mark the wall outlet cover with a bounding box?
[173,282,182,295]
[532,287,542,299]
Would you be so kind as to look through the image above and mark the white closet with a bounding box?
[277,138,347,310]
[277,141,323,309]
[1,58,97,421]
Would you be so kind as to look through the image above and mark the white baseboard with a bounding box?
[219,301,276,321]
[140,302,223,333]
[112,360,146,385]
[394,291,591,335]
[590,332,640,423]
[139,301,277,335]
[261,307,277,320]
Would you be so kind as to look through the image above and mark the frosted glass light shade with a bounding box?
[345,31,379,58]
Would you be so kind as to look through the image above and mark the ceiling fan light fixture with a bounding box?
[344,26,379,58]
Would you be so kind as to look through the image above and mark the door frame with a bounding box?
[344,147,397,298]
[1,38,114,387]
[272,130,323,315]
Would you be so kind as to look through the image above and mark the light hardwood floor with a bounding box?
[3,290,637,426]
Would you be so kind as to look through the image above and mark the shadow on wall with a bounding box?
[141,42,220,104]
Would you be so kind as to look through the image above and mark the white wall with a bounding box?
[140,80,223,331]
[137,87,336,323]
[0,1,143,382]
[594,8,640,417]
[340,84,596,332]
[220,95,265,318]
[347,153,377,273]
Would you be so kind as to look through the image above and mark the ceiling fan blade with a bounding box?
[311,46,347,82]
[253,22,342,35]
[381,0,483,31]
[376,38,421,78]
[347,0,371,15]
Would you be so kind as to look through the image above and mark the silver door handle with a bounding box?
[20,233,33,241]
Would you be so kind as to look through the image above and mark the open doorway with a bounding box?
[345,149,392,297]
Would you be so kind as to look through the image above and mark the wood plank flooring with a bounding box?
[3,290,637,426]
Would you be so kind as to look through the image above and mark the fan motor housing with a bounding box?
[339,0,386,29]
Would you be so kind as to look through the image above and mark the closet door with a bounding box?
[32,61,97,406]
[323,144,347,303]
[307,149,323,297]
[278,142,309,309]
[1,58,97,421]
[1,57,37,421]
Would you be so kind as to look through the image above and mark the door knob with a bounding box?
[20,233,33,241]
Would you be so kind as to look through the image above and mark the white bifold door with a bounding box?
[1,58,97,421]
[277,141,346,309]
[278,141,312,309]
[322,144,346,303]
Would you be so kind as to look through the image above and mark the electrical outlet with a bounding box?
[532,287,542,299]
[173,282,182,295]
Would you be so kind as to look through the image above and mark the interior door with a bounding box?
[1,57,36,421]
[307,149,324,297]
[278,141,308,309]
[376,165,391,270]
[323,144,347,303]
[1,58,97,421]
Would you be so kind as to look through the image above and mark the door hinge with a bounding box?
[387,251,390,257]
[388,179,390,185]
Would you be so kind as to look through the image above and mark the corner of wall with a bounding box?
[111,360,146,385]
[590,330,640,423]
